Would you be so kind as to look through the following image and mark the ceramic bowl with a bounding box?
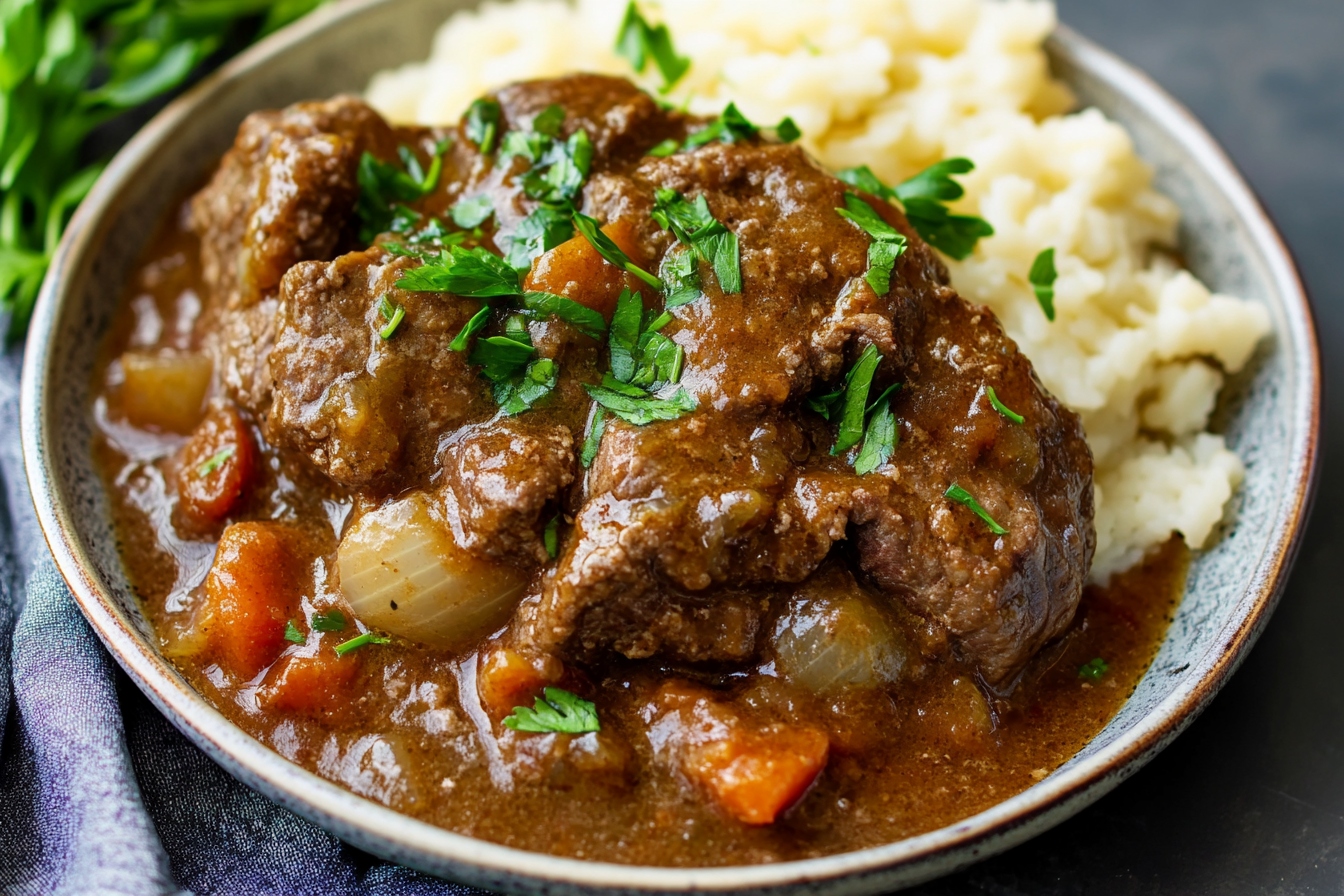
[20,0,1320,891]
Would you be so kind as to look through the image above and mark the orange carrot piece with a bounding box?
[201,523,304,680]
[262,646,362,718]
[524,218,650,320]
[686,726,830,825]
[175,403,256,528]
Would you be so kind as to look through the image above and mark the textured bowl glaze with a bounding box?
[20,0,1320,892]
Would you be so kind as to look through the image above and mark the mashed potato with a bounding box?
[367,0,1270,579]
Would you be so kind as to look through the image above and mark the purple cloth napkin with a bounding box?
[0,348,482,895]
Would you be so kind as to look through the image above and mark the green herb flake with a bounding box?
[466,98,501,154]
[650,189,740,294]
[396,245,521,297]
[807,389,844,421]
[835,193,907,296]
[532,104,565,138]
[377,295,405,339]
[503,686,601,734]
[505,204,575,271]
[311,610,347,632]
[522,291,606,340]
[831,345,882,456]
[585,381,697,426]
[572,212,661,289]
[195,446,235,478]
[660,246,702,307]
[1029,248,1058,321]
[837,160,994,261]
[944,483,1009,536]
[450,305,491,352]
[581,406,608,469]
[1078,657,1110,681]
[614,2,691,91]
[451,194,494,229]
[647,138,681,157]
[356,143,447,242]
[987,385,1024,424]
[854,399,897,476]
[334,631,392,657]
[544,515,561,559]
[683,102,798,150]
[495,357,559,416]
[470,335,535,382]
[283,620,306,645]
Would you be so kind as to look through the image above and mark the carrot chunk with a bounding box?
[175,403,256,529]
[477,647,563,721]
[200,523,305,680]
[262,646,363,718]
[686,726,830,825]
[524,217,650,319]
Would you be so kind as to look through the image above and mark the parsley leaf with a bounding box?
[607,290,684,389]
[522,130,594,204]
[532,104,565,138]
[830,344,882,455]
[684,102,800,149]
[495,357,559,416]
[894,157,974,203]
[836,160,994,261]
[660,245,702,307]
[470,335,535,381]
[503,687,601,734]
[521,291,606,340]
[1078,658,1110,681]
[356,143,446,243]
[835,192,908,295]
[987,385,1024,424]
[854,397,897,475]
[945,483,1008,535]
[807,388,844,420]
[614,2,690,91]
[572,212,661,289]
[377,295,405,339]
[650,189,741,294]
[195,446,234,478]
[609,288,643,383]
[450,306,490,352]
[334,631,391,656]
[466,98,501,154]
[585,380,696,425]
[311,610,347,632]
[648,138,681,157]
[544,515,560,559]
[1029,248,1058,321]
[283,620,306,645]
[397,246,521,297]
[899,198,995,261]
[504,204,575,271]
[451,194,494,229]
[581,406,608,468]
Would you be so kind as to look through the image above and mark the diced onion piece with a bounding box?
[337,493,525,649]
[772,578,907,694]
[120,350,212,433]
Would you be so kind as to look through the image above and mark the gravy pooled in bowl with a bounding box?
[92,75,1185,865]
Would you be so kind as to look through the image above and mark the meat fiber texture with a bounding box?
[366,0,1271,581]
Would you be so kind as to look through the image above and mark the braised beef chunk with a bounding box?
[855,289,1095,685]
[267,248,489,489]
[441,419,577,564]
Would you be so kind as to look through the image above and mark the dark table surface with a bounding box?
[915,1,1344,893]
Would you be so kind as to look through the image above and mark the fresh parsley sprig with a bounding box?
[581,406,608,468]
[830,344,882,455]
[521,291,606,340]
[814,345,900,474]
[356,140,449,242]
[614,1,690,92]
[585,378,696,426]
[837,159,994,260]
[465,98,501,154]
[572,212,661,289]
[683,103,801,150]
[503,687,600,734]
[608,289,684,390]
[945,482,1008,535]
[1029,248,1058,321]
[396,245,520,296]
[650,189,741,294]
[835,193,908,295]
[311,610,347,632]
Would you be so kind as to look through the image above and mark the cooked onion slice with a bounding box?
[772,575,907,693]
[337,492,525,649]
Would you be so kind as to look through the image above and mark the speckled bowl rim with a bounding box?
[19,1,1321,892]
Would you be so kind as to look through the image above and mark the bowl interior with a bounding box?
[21,0,1318,892]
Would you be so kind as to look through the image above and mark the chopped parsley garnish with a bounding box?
[835,193,908,295]
[521,130,594,205]
[647,138,681,158]
[608,289,685,389]
[195,446,234,478]
[450,194,494,229]
[854,397,897,475]
[311,610,347,632]
[283,620,305,645]
[449,305,491,352]
[532,103,566,138]
[572,212,661,289]
[581,406,608,468]
[521,291,607,340]
[377,295,405,339]
[585,378,696,426]
[1078,657,1110,681]
[504,204,575,271]
[683,102,801,150]
[500,129,552,165]
[495,357,559,416]
[356,142,448,243]
[831,345,882,455]
[1029,248,1058,321]
[544,515,560,559]
[503,686,601,734]
[660,245,702,307]
[615,1,691,91]
[836,159,994,260]
[396,245,520,297]
[465,98,501,154]
[469,334,535,381]
[334,631,392,657]
[650,188,741,294]
[987,385,1024,424]
[945,483,1008,535]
